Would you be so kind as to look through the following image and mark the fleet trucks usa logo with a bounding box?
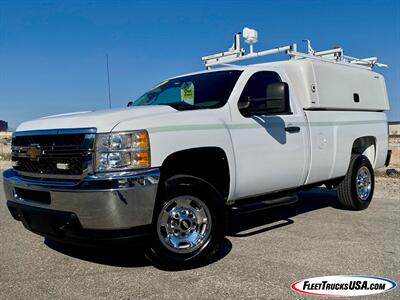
[291,276,397,297]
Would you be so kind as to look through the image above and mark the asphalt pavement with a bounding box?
[0,173,399,299]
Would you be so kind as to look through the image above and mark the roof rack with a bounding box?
[201,28,388,70]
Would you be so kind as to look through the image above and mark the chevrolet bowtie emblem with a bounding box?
[27,144,42,160]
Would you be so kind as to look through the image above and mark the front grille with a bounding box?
[15,157,85,176]
[12,134,86,147]
[12,129,96,179]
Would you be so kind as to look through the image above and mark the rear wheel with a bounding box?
[145,175,226,270]
[337,154,375,210]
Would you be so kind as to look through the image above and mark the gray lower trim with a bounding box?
[3,168,160,230]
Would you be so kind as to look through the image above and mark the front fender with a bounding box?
[113,110,236,199]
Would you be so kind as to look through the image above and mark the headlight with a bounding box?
[95,130,150,172]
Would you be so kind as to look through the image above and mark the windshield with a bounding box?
[131,70,242,110]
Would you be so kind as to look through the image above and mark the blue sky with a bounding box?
[0,0,399,129]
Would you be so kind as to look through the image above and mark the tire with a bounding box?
[145,175,227,270]
[337,154,375,210]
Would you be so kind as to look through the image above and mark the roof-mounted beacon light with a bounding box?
[243,27,258,54]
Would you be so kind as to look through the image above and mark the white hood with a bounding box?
[16,106,177,133]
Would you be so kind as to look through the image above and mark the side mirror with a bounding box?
[127,101,133,107]
[238,82,290,116]
[265,82,290,114]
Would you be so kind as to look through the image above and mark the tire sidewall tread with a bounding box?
[145,174,226,270]
[337,155,375,211]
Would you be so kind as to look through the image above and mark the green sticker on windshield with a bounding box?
[181,82,194,105]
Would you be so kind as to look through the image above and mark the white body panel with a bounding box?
[14,59,390,202]
[304,111,388,184]
[273,60,390,110]
[16,106,177,133]
[113,108,238,199]
[226,67,310,199]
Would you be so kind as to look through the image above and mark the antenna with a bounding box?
[106,54,112,109]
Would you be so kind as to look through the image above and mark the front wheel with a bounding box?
[145,175,226,270]
[337,154,375,210]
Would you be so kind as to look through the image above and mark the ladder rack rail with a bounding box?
[201,29,388,70]
[203,45,294,68]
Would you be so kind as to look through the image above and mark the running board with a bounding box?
[229,195,298,214]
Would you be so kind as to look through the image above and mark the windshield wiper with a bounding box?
[163,101,205,110]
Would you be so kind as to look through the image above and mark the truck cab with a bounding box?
[3,29,391,269]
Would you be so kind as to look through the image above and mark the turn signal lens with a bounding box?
[134,151,150,167]
[133,131,149,149]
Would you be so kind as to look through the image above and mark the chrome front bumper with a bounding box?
[3,168,160,230]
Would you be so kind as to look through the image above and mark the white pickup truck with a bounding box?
[3,29,391,269]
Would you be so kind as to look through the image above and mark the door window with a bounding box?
[239,71,290,116]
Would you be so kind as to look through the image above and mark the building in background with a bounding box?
[389,121,400,136]
[0,121,11,160]
[0,120,8,131]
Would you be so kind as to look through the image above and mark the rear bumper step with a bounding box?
[229,195,298,214]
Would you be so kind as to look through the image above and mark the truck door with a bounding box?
[228,70,309,199]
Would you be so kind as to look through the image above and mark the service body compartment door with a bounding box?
[228,70,309,199]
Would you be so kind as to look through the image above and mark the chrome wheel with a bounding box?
[157,196,212,254]
[356,166,372,201]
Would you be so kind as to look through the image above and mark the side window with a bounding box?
[238,71,290,117]
[240,71,281,100]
